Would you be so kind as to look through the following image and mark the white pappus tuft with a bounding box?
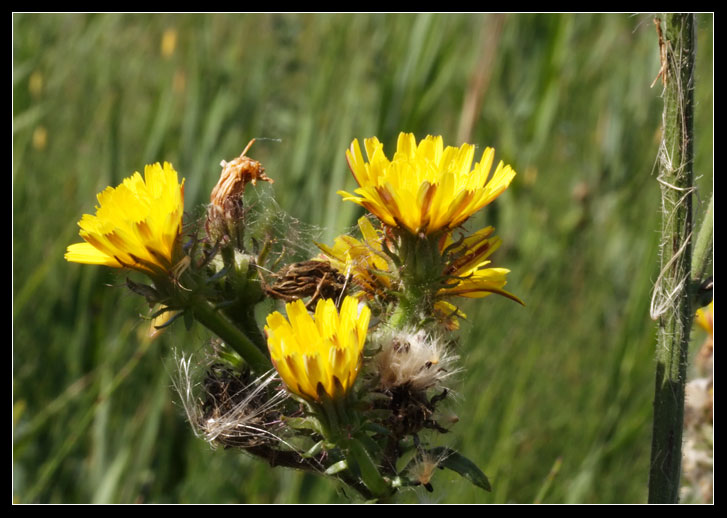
[171,352,289,449]
[372,328,461,392]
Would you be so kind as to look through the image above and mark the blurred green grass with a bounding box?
[13,13,713,503]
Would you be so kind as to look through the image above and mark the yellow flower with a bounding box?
[339,132,516,235]
[316,216,393,299]
[320,220,521,324]
[265,296,371,402]
[65,162,185,275]
[432,300,466,331]
[439,226,522,304]
[696,300,713,337]
[160,28,178,59]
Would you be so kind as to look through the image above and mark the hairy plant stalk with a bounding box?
[648,13,696,504]
[192,299,271,374]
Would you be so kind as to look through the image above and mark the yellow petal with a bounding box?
[265,296,369,402]
[66,163,185,275]
[339,133,515,235]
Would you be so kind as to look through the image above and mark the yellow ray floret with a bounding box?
[319,219,523,329]
[439,226,523,304]
[339,132,516,235]
[65,162,185,275]
[265,296,371,402]
[316,216,393,299]
[695,300,713,336]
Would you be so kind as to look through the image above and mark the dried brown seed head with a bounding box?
[264,260,347,308]
[210,139,273,209]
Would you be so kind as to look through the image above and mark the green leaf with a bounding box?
[363,421,390,436]
[324,459,348,475]
[216,348,244,370]
[302,440,324,459]
[183,310,194,331]
[347,436,391,498]
[284,416,325,436]
[430,447,491,492]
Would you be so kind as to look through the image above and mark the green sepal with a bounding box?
[150,309,185,330]
[358,407,393,422]
[363,421,390,436]
[149,304,180,319]
[205,264,230,285]
[354,430,384,458]
[284,416,326,437]
[302,440,325,459]
[125,277,161,303]
[216,347,244,370]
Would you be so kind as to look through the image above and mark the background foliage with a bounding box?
[13,13,713,504]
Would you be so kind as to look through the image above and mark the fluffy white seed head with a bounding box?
[372,328,460,392]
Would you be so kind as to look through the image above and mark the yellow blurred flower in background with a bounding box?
[695,300,713,337]
[160,28,178,58]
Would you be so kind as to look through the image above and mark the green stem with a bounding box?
[191,299,271,374]
[223,303,269,355]
[314,392,393,501]
[648,13,695,504]
[388,231,442,330]
[389,292,421,330]
[345,436,392,501]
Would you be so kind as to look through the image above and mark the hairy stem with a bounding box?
[192,299,271,374]
[648,13,695,504]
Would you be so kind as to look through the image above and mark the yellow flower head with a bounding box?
[65,162,185,275]
[316,216,393,299]
[339,132,516,235]
[696,300,713,337]
[319,219,522,329]
[439,226,522,304]
[431,226,523,328]
[265,296,371,402]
